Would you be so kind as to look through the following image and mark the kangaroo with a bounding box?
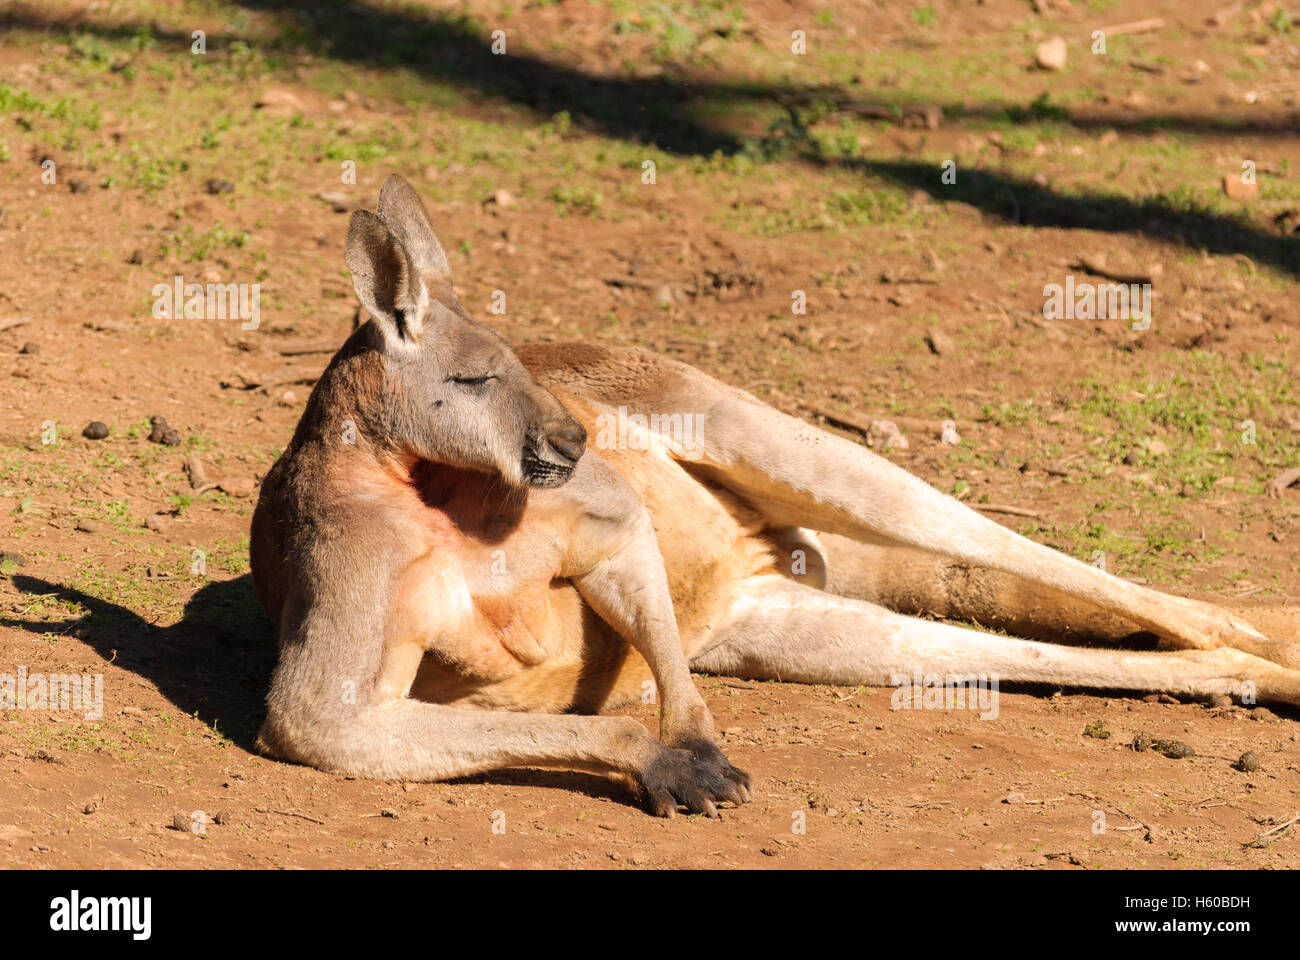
[250,174,1300,817]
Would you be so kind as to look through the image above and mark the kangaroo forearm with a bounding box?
[276,701,661,782]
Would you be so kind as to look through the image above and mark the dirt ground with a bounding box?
[2,0,1300,868]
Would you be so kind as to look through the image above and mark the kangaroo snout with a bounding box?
[546,420,587,465]
[522,411,586,488]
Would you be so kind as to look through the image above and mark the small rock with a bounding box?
[122,706,146,717]
[939,420,962,443]
[1223,175,1259,202]
[18,342,39,355]
[82,421,109,440]
[924,327,954,356]
[144,514,171,533]
[68,179,90,194]
[485,189,515,209]
[127,249,145,265]
[279,390,297,406]
[1209,693,1232,708]
[205,178,235,195]
[1003,791,1026,804]
[1145,439,1169,456]
[1098,129,1119,146]
[867,419,909,451]
[317,191,351,213]
[1036,36,1068,71]
[74,518,99,534]
[255,87,308,117]
[82,799,100,815]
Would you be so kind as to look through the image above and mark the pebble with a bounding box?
[1223,175,1259,203]
[75,518,99,533]
[1035,36,1067,71]
[1235,751,1260,773]
[82,421,109,440]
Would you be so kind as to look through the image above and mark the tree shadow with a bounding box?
[5,0,1296,277]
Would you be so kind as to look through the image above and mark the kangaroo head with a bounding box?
[344,175,585,489]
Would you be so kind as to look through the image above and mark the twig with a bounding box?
[1244,811,1299,849]
[1099,17,1165,36]
[0,317,33,334]
[601,275,671,290]
[1070,256,1154,285]
[975,504,1041,519]
[224,368,322,391]
[255,806,325,825]
[276,339,341,356]
[1265,467,1300,499]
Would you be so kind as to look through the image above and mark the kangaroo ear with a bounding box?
[345,209,426,345]
[376,174,451,278]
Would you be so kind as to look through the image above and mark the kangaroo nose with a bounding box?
[546,422,586,465]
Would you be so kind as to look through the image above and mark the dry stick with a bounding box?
[974,504,1041,519]
[1099,17,1165,36]
[83,319,133,333]
[1070,257,1155,285]
[1265,467,1300,499]
[0,317,32,334]
[1244,811,1300,848]
[277,340,341,356]
[255,806,326,825]
[185,454,207,490]
[227,368,323,391]
[600,274,671,290]
[796,403,984,451]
